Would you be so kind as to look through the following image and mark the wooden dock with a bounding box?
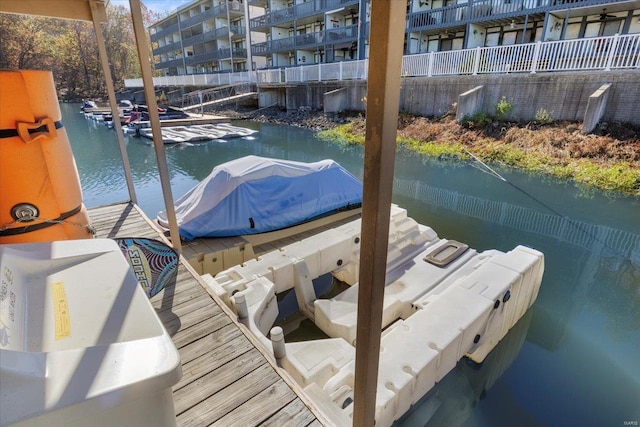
[88,202,325,427]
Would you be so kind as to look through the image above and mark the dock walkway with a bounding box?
[88,202,324,427]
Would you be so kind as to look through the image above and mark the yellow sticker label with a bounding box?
[51,281,71,340]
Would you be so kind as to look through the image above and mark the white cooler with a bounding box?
[0,239,182,426]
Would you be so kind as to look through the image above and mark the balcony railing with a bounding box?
[178,7,217,30]
[150,22,180,41]
[154,57,185,70]
[253,24,359,55]
[406,0,624,31]
[250,0,359,30]
[153,43,178,56]
[258,33,640,83]
[134,33,639,87]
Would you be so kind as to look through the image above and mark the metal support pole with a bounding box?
[89,0,137,204]
[352,1,406,426]
[243,0,254,77]
[129,0,182,254]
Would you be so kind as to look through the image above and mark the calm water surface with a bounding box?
[63,103,640,427]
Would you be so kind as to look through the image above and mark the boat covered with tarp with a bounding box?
[157,155,363,241]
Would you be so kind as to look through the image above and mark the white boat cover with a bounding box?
[157,155,362,241]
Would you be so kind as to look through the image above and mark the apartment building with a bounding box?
[149,0,266,75]
[149,0,640,75]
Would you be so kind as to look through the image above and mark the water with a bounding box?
[63,103,640,426]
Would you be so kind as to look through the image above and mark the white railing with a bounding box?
[399,33,640,78]
[124,71,257,88]
[125,34,639,88]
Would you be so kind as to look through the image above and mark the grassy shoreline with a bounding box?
[318,117,640,197]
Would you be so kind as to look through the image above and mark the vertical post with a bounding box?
[531,40,541,74]
[226,1,234,69]
[352,1,406,426]
[428,51,434,77]
[472,46,481,75]
[243,0,254,79]
[129,0,183,254]
[89,0,137,204]
[339,60,343,80]
[521,15,529,44]
[604,33,620,71]
[177,9,186,74]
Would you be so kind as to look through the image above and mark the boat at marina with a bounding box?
[79,99,97,112]
[191,158,544,427]
[157,156,363,240]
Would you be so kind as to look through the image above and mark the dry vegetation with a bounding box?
[399,115,640,165]
[320,113,640,196]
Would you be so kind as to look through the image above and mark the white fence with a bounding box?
[124,71,256,88]
[124,33,640,88]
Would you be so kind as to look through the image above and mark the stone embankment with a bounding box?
[212,106,351,131]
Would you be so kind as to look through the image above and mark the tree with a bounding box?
[0,14,56,70]
[0,3,158,98]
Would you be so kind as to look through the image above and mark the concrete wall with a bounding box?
[264,70,640,125]
[455,85,484,121]
[259,88,286,108]
[582,84,612,133]
[398,70,640,124]
[324,88,349,114]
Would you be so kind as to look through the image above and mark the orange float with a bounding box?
[0,70,93,243]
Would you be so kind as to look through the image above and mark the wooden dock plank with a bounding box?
[211,380,298,427]
[259,399,318,427]
[158,297,222,339]
[169,312,233,350]
[87,203,323,427]
[174,348,267,415]
[175,329,251,390]
[176,364,280,427]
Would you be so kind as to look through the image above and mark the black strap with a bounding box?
[0,205,82,236]
[0,120,64,139]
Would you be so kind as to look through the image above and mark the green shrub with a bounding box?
[534,108,554,125]
[494,96,513,121]
[461,112,492,127]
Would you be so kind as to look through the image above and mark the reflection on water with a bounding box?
[62,103,640,426]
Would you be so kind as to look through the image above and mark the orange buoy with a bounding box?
[0,70,93,243]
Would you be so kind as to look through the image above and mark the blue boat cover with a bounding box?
[157,155,362,241]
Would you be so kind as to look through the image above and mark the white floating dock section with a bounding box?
[204,205,544,427]
[0,239,182,427]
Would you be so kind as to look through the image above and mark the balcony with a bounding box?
[406,0,625,32]
[155,57,185,69]
[252,24,358,56]
[150,22,179,42]
[152,43,179,56]
[250,0,359,31]
[178,7,217,30]
[183,46,248,65]
[229,24,247,38]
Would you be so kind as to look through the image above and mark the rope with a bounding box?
[463,148,630,259]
